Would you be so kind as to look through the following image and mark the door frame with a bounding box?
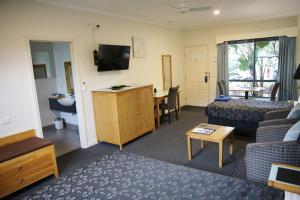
[184,45,210,106]
[24,36,89,148]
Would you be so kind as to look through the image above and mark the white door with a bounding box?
[185,46,209,106]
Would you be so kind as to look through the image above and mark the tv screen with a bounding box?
[96,44,130,71]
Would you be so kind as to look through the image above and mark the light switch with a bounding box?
[82,82,87,91]
[0,117,11,126]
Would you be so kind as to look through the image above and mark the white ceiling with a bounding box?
[37,0,300,29]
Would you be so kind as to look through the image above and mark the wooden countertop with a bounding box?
[92,84,153,93]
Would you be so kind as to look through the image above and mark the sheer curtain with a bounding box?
[278,36,297,101]
[216,42,229,96]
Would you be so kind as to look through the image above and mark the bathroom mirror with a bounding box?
[32,51,53,79]
[162,55,172,91]
[64,61,74,94]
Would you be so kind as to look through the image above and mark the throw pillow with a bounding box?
[283,120,300,142]
[287,103,300,120]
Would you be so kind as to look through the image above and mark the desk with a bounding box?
[153,91,180,128]
[268,163,300,199]
[230,86,266,99]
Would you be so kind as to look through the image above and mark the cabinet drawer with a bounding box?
[20,153,53,183]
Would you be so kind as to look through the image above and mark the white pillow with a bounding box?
[283,120,300,142]
[287,103,300,120]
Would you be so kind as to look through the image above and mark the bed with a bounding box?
[206,99,293,137]
[18,151,283,200]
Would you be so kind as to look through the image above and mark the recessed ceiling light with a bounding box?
[213,10,220,15]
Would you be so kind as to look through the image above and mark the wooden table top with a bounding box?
[186,123,235,143]
[153,91,168,98]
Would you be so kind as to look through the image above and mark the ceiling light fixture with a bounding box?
[213,10,220,15]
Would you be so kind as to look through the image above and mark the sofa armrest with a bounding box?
[256,124,293,143]
[245,141,300,184]
[259,118,298,127]
[264,109,291,120]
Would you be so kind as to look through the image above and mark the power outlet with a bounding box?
[0,117,12,126]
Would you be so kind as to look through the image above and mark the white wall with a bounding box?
[31,51,52,78]
[52,42,70,94]
[30,41,56,77]
[52,42,78,125]
[34,78,58,126]
[0,0,185,147]
[183,17,299,102]
[29,41,58,127]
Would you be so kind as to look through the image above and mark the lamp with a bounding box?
[293,64,300,79]
[294,64,300,103]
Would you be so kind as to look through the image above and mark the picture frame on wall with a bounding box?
[132,36,145,58]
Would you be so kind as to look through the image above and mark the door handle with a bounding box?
[205,76,208,83]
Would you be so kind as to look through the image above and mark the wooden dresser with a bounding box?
[92,84,155,149]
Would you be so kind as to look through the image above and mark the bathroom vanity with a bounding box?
[48,96,76,114]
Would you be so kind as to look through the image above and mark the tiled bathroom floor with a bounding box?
[43,127,81,157]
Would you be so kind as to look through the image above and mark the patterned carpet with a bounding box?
[19,151,283,200]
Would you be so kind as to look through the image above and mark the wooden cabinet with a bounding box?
[92,85,155,149]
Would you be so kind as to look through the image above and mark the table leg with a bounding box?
[219,142,223,168]
[187,136,192,160]
[177,93,181,116]
[230,134,234,155]
[245,91,249,99]
[155,99,160,129]
[200,140,204,149]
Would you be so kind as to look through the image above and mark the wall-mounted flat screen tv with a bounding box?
[94,44,130,71]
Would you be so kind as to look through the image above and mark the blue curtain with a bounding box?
[216,42,229,96]
[278,36,297,101]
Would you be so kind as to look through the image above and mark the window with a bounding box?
[228,38,279,98]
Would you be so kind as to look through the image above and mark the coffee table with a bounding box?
[186,123,235,168]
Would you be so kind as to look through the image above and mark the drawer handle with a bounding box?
[19,178,24,184]
[18,166,23,171]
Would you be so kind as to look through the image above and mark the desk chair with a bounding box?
[270,82,280,101]
[160,86,180,124]
[217,81,226,96]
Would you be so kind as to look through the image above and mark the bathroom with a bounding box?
[30,41,80,156]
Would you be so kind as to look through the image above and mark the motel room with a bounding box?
[0,0,300,199]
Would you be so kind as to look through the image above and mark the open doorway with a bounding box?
[29,41,80,157]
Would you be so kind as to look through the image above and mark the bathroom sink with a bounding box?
[57,95,75,106]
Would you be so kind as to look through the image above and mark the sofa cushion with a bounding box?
[0,137,53,162]
[287,103,300,120]
[283,120,300,142]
